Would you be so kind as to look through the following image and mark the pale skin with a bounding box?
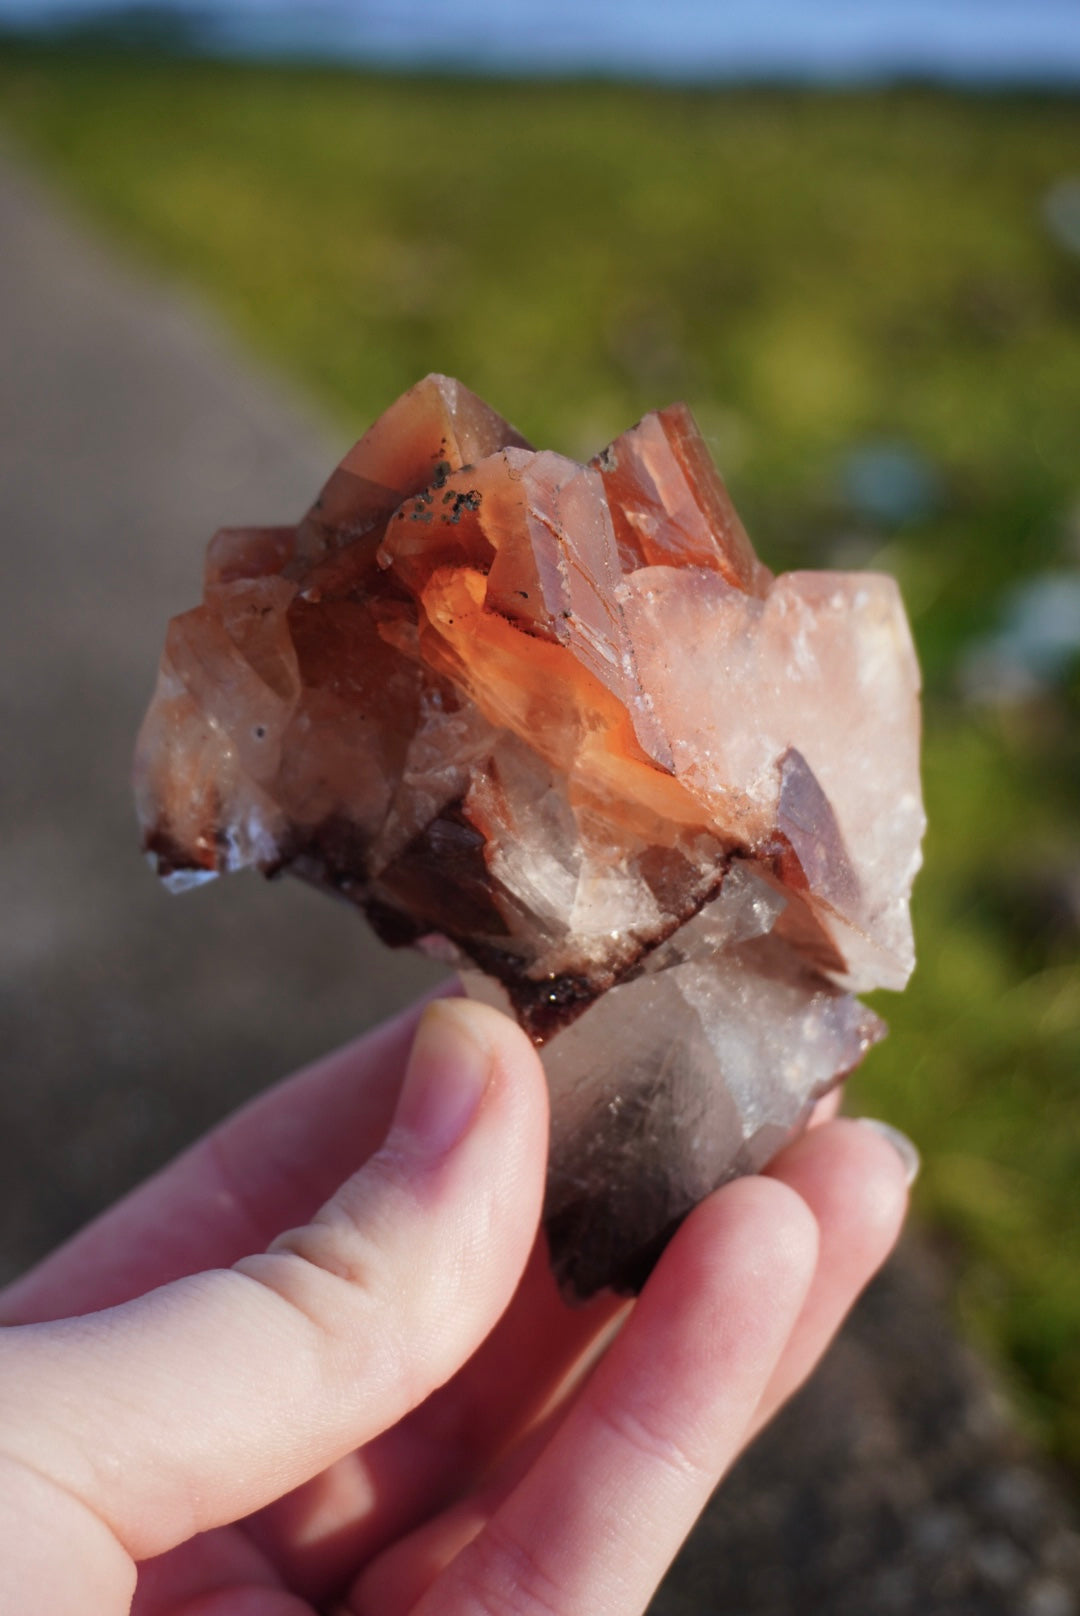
[0,994,911,1615]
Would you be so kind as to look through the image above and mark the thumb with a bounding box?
[0,1001,548,1593]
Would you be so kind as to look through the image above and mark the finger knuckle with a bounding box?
[267,1210,382,1291]
[233,1203,389,1350]
[236,1144,411,1307]
[590,1391,708,1487]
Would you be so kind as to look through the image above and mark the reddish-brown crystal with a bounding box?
[592,402,770,592]
[135,374,924,1297]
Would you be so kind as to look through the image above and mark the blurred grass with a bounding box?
[0,48,1078,1470]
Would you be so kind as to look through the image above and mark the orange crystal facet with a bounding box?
[135,374,924,1297]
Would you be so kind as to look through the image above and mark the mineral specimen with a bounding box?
[135,374,924,1298]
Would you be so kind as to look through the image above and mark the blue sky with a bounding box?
[3,0,1080,84]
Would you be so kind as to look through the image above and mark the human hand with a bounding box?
[0,994,912,1615]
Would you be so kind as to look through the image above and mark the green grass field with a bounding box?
[1,47,1078,1471]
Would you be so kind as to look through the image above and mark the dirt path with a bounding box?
[0,141,442,1275]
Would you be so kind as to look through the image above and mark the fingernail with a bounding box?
[857,1117,921,1186]
[392,1000,493,1158]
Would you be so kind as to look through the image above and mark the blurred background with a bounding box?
[0,2,1078,1610]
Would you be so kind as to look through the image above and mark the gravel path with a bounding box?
[0,142,1076,1613]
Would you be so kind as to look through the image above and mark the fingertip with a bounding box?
[449,999,552,1175]
[390,1000,497,1160]
[386,998,548,1179]
[457,996,548,1073]
[745,1118,913,1440]
[714,1172,821,1286]
[413,994,496,1054]
[846,1116,916,1226]
[390,998,550,1314]
[854,1116,921,1186]
[765,1116,910,1273]
[657,1172,820,1336]
[426,998,549,1122]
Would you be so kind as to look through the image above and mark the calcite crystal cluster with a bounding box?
[135,375,924,1298]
